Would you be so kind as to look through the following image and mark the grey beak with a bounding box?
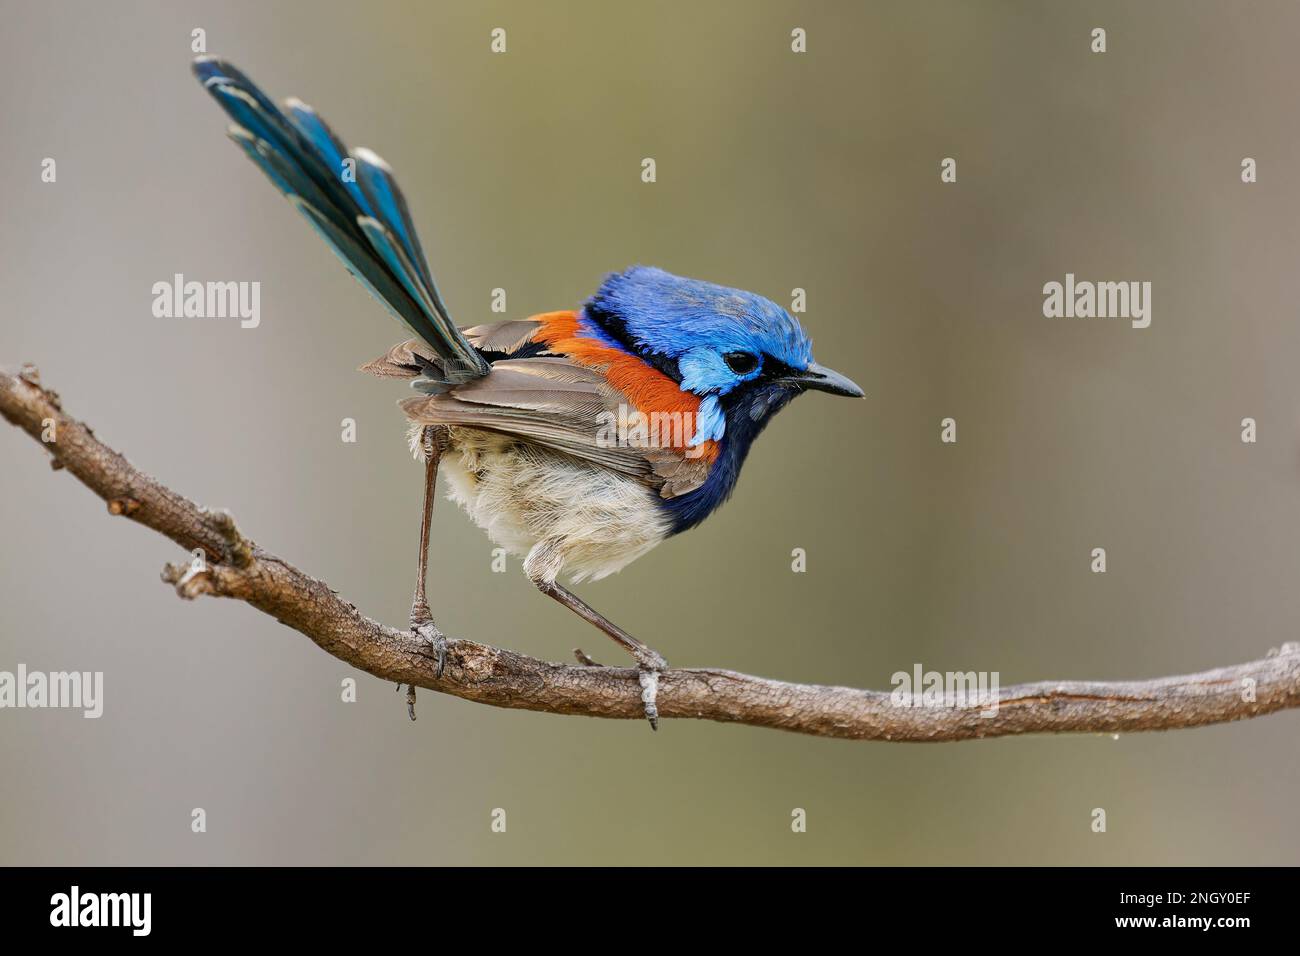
[791,362,865,398]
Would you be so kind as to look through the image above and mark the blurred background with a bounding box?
[3,0,1299,865]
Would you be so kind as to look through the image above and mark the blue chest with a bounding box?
[658,390,792,535]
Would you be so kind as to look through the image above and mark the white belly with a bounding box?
[434,427,670,584]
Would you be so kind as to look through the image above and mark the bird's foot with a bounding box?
[397,608,447,721]
[638,669,661,730]
[575,647,664,729]
[411,618,448,679]
[632,647,667,731]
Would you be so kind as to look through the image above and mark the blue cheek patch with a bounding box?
[689,394,726,446]
[677,349,733,395]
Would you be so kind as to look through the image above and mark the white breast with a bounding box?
[431,426,671,584]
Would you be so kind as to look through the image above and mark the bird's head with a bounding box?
[583,266,863,446]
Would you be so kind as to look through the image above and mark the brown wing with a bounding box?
[400,356,711,498]
[364,320,710,498]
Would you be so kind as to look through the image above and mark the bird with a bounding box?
[191,56,864,728]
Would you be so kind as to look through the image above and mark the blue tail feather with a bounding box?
[192,56,489,383]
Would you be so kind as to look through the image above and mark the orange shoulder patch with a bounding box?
[531,311,719,462]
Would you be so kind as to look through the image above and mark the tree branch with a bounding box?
[4,363,1299,740]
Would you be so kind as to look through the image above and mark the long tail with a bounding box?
[191,56,489,384]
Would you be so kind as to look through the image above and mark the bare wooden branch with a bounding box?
[4,363,1299,740]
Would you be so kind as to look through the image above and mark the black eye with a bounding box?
[723,351,759,375]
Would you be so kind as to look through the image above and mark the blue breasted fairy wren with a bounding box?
[192,57,864,727]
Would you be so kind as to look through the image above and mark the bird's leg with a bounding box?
[533,577,667,730]
[409,426,441,628]
[402,425,448,719]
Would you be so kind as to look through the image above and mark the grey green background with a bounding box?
[3,0,1299,865]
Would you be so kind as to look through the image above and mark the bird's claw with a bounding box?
[394,681,419,721]
[397,619,447,721]
[412,619,448,679]
[638,665,662,731]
